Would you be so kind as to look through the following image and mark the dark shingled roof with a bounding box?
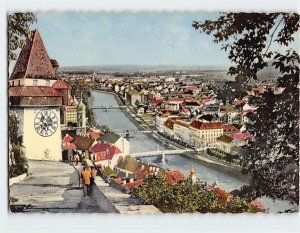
[116,155,138,173]
[10,30,56,80]
[9,86,64,97]
[217,135,233,144]
[99,132,121,144]
[72,135,95,150]
[199,114,214,122]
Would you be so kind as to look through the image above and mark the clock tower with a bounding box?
[9,30,63,161]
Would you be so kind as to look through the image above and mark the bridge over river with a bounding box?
[131,149,195,158]
[91,105,126,110]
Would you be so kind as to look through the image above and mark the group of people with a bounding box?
[81,166,97,197]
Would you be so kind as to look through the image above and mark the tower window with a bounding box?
[33,79,38,86]
[46,80,50,86]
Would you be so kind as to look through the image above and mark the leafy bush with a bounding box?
[133,174,262,213]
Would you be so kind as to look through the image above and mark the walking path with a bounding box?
[9,160,118,213]
[9,160,160,213]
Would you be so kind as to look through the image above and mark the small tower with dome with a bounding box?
[76,94,87,135]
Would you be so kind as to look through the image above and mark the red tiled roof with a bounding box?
[190,120,223,130]
[133,165,151,180]
[52,80,70,89]
[123,179,144,189]
[223,125,239,132]
[63,134,74,143]
[230,132,252,140]
[62,142,76,150]
[87,128,103,140]
[10,30,56,80]
[90,142,121,160]
[164,171,185,185]
[164,118,175,130]
[213,188,233,206]
[9,86,64,97]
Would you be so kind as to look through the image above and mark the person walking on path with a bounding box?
[74,153,80,166]
[90,167,97,191]
[81,166,91,197]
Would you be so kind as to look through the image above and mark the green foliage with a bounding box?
[9,113,19,144]
[9,112,29,178]
[193,13,299,205]
[244,73,299,204]
[224,197,262,213]
[8,12,36,63]
[9,146,28,178]
[193,13,299,101]
[133,174,260,213]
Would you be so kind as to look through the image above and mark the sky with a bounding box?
[12,11,296,69]
[33,12,231,68]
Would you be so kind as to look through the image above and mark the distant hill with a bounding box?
[257,60,282,80]
[58,65,227,75]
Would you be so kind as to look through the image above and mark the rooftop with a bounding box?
[9,86,64,97]
[10,30,56,80]
[190,120,223,130]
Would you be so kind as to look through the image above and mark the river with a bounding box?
[90,90,298,212]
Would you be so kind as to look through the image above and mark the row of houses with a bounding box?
[156,115,253,154]
[62,130,130,167]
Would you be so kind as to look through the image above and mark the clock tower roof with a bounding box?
[10,30,56,80]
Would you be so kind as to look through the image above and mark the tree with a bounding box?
[8,112,28,178]
[193,13,299,204]
[133,174,261,213]
[8,12,36,63]
[8,112,19,145]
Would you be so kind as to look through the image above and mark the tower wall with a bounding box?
[23,107,62,161]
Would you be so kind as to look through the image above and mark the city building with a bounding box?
[189,120,224,148]
[173,120,191,144]
[216,135,236,154]
[98,132,130,154]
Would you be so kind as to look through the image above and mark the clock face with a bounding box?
[34,109,58,137]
